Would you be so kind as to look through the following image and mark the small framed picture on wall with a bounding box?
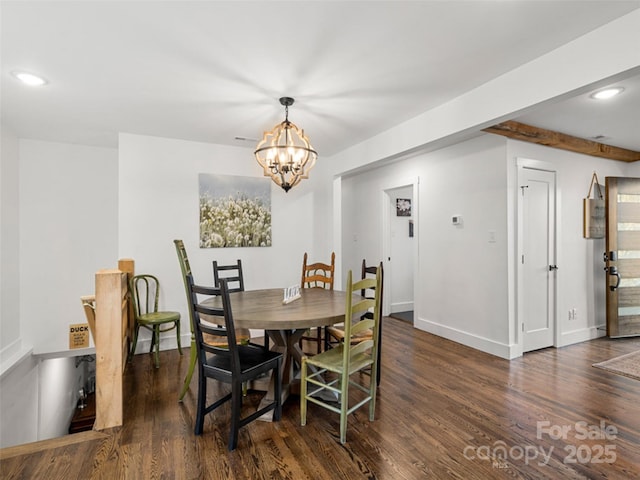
[396,198,411,216]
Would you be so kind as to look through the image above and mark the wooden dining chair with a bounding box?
[300,267,383,444]
[326,259,384,385]
[128,274,182,368]
[299,251,335,354]
[186,275,283,451]
[174,240,251,401]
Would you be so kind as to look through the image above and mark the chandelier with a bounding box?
[254,97,317,192]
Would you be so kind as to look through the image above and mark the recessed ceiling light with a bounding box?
[590,87,624,100]
[11,71,47,86]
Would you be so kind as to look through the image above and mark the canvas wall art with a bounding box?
[199,173,272,248]
[396,198,411,216]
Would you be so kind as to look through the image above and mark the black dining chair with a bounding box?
[175,241,251,401]
[213,259,268,349]
[213,259,245,292]
[186,274,283,450]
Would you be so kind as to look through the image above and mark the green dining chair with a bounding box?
[175,240,198,400]
[128,274,182,369]
[326,259,384,385]
[300,266,383,444]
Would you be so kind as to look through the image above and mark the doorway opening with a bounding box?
[382,181,419,323]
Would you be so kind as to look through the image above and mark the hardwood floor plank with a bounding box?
[1,317,639,479]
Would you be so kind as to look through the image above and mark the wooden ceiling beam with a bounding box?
[483,120,640,162]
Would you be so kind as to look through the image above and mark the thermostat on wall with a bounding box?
[452,215,462,225]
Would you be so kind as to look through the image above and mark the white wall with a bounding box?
[340,173,382,285]
[0,126,38,449]
[1,138,117,448]
[341,135,511,355]
[118,133,323,352]
[0,354,38,448]
[417,136,512,352]
[19,140,118,354]
[1,125,21,360]
[625,162,640,177]
[0,354,89,448]
[37,356,88,441]
[307,152,337,271]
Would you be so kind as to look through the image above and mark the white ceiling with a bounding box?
[2,1,639,157]
[514,73,640,152]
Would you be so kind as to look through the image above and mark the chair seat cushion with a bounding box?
[204,346,282,376]
[137,311,180,325]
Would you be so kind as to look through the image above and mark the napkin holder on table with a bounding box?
[283,285,301,304]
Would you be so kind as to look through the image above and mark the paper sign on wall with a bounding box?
[69,323,90,349]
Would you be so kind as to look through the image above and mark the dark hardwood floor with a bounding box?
[2,317,639,479]
[389,310,413,323]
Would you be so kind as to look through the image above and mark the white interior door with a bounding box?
[519,166,557,352]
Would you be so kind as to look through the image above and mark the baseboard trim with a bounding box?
[415,317,517,359]
[1,341,33,379]
[390,301,414,313]
[130,333,192,356]
[559,325,606,347]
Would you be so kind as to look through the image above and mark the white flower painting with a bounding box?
[199,174,272,248]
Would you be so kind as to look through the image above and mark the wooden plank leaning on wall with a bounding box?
[93,259,134,430]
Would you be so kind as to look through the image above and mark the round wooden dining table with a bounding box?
[203,287,359,420]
